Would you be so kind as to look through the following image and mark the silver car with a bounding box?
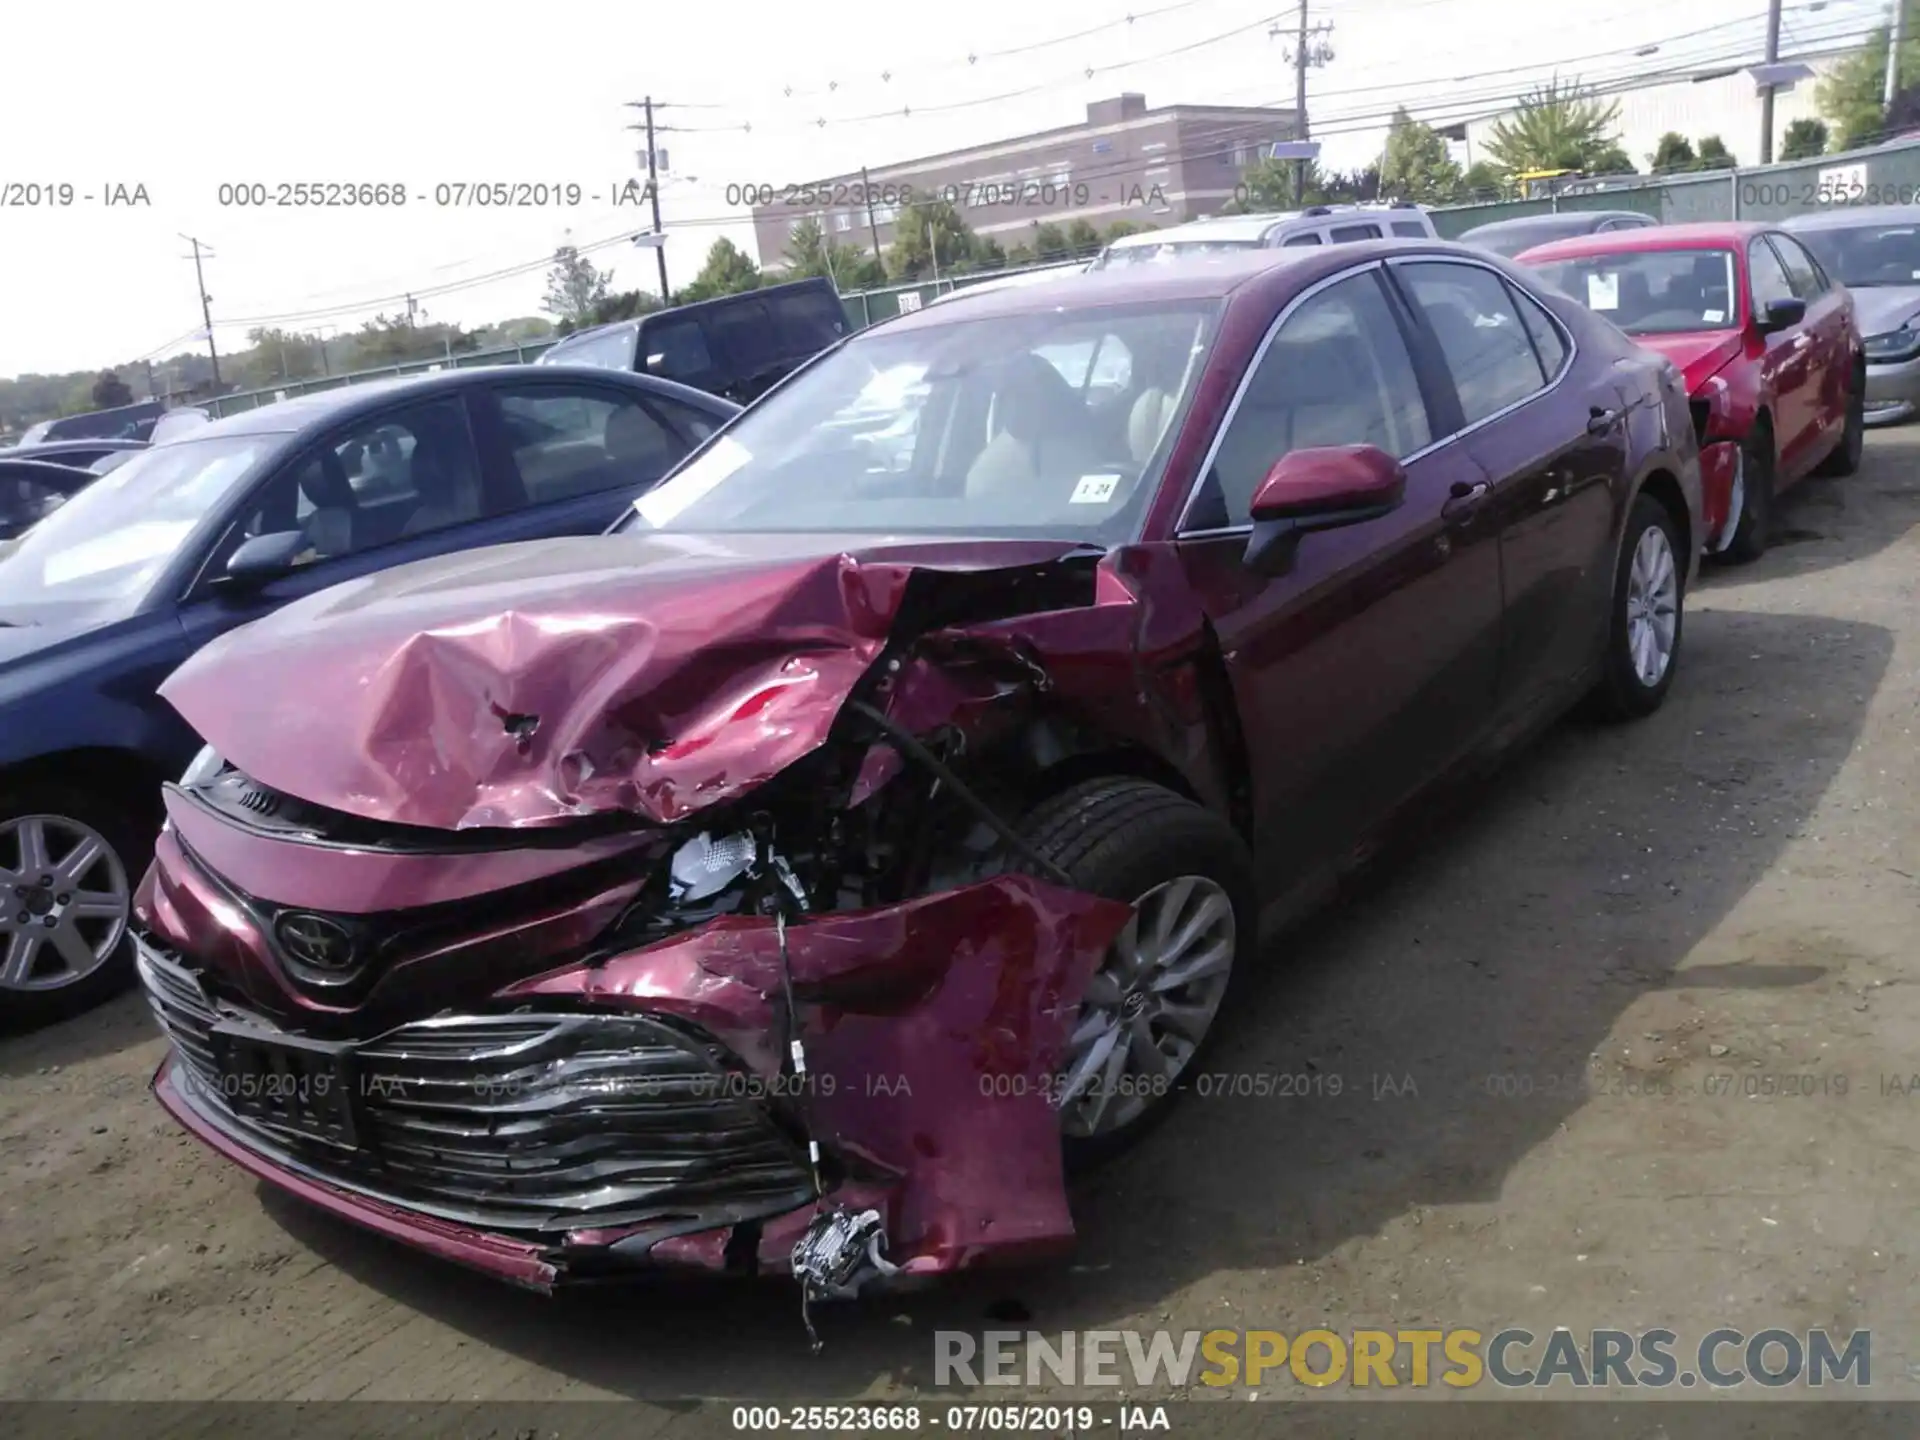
[1783,206,1920,425]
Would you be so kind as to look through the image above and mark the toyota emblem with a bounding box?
[275,913,356,973]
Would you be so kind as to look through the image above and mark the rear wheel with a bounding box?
[1591,492,1684,722]
[1013,777,1255,1166]
[0,783,146,1030]
[1722,422,1775,565]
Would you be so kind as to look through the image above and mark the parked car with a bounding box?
[1517,221,1862,562]
[1088,203,1438,270]
[11,399,166,445]
[1458,210,1659,259]
[1781,205,1920,425]
[929,261,1089,305]
[138,240,1700,1297]
[148,407,215,444]
[0,459,98,541]
[0,366,737,1026]
[536,277,850,405]
[6,438,149,470]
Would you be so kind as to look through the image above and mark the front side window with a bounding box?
[1192,270,1432,530]
[1397,261,1549,425]
[541,326,636,372]
[624,300,1220,541]
[1747,239,1798,314]
[1791,223,1920,287]
[1768,234,1827,299]
[643,317,717,385]
[497,387,688,504]
[1525,247,1740,336]
[1329,223,1382,243]
[229,398,486,567]
[1390,221,1429,238]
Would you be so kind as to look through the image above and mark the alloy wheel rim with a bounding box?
[0,814,131,992]
[1055,874,1236,1139]
[1625,525,1679,689]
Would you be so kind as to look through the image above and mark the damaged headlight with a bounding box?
[668,831,758,904]
[179,744,225,788]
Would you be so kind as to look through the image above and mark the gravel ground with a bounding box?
[4,430,1919,1430]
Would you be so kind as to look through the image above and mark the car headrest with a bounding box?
[995,353,1083,440]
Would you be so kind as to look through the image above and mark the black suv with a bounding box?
[537,277,849,404]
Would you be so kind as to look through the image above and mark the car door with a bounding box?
[1389,256,1624,716]
[1172,263,1502,878]
[638,312,726,396]
[469,379,711,538]
[175,392,552,652]
[1768,230,1854,470]
[1746,235,1817,467]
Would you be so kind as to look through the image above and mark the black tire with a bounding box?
[1814,364,1865,478]
[1590,492,1685,722]
[0,781,150,1031]
[1722,421,1774,565]
[1012,776,1255,1167]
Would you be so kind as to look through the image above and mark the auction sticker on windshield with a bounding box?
[1070,474,1122,504]
[1587,273,1619,311]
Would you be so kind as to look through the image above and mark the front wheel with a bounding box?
[1721,424,1774,564]
[1013,777,1255,1167]
[0,784,146,1030]
[1591,492,1685,722]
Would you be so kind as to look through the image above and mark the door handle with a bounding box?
[1442,479,1489,521]
[1587,404,1622,435]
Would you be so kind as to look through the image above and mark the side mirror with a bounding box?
[1243,444,1407,577]
[1757,297,1807,333]
[215,531,307,592]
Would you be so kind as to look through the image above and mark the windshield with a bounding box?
[0,434,276,620]
[622,300,1219,542]
[1093,239,1263,269]
[1525,248,1738,334]
[539,325,636,371]
[1791,224,1920,287]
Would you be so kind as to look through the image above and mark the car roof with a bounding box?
[187,364,735,441]
[1513,221,1775,262]
[1103,206,1425,251]
[1780,203,1920,230]
[1462,210,1650,236]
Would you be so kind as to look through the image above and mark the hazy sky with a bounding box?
[0,0,1878,378]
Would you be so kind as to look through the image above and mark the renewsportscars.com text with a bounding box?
[935,1327,1871,1390]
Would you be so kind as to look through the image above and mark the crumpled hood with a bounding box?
[159,531,1102,832]
[1850,284,1920,339]
[1635,329,1744,391]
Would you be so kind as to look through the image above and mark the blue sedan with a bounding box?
[0,364,737,1026]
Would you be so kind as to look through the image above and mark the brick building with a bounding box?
[751,92,1300,269]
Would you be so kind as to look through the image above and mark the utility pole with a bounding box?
[1281,3,1335,205]
[180,235,221,392]
[644,96,670,299]
[861,164,884,260]
[1759,0,1783,165]
[1888,0,1908,110]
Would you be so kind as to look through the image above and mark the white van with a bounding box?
[1088,203,1437,270]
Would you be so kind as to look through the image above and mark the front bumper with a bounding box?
[1864,353,1920,425]
[141,875,1131,1291]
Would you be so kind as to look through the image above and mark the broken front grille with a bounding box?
[139,940,816,1237]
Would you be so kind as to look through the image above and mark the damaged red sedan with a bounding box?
[1517,221,1863,563]
[135,242,1703,1309]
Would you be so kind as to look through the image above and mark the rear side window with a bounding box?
[1330,223,1382,243]
[707,299,779,376]
[650,396,725,444]
[547,326,637,371]
[1511,286,1570,380]
[1282,232,1322,247]
[1390,221,1428,238]
[1397,261,1551,425]
[770,288,848,353]
[643,317,718,386]
[497,386,688,503]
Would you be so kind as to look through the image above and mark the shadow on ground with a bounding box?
[264,602,1892,1400]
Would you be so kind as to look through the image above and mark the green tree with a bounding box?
[781,216,885,290]
[541,245,614,327]
[1063,219,1104,259]
[1483,78,1626,175]
[1696,135,1735,170]
[90,371,134,408]
[1460,161,1509,201]
[1380,109,1465,203]
[887,199,977,280]
[1104,219,1153,240]
[1005,242,1036,266]
[1781,117,1832,161]
[1029,221,1071,261]
[1817,4,1920,150]
[971,236,1008,272]
[675,238,761,304]
[1649,132,1697,173]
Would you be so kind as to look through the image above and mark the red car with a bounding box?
[1516,221,1864,563]
[135,242,1703,1305]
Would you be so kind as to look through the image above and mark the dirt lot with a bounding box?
[5,429,1920,1424]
